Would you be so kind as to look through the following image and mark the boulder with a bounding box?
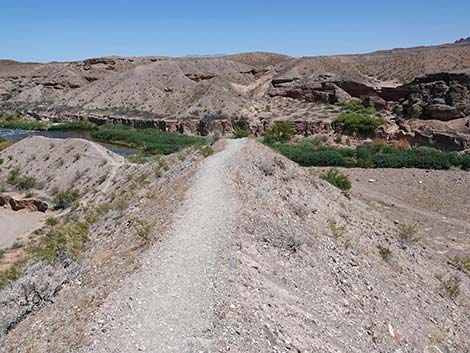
[362,96,388,110]
[0,194,48,212]
[423,104,463,121]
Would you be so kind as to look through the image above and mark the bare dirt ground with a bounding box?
[321,168,470,259]
[0,210,45,249]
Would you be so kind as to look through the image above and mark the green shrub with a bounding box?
[53,189,80,210]
[233,130,250,139]
[30,221,89,262]
[320,169,351,191]
[377,245,392,260]
[0,119,49,131]
[15,176,36,190]
[6,168,36,190]
[435,275,461,299]
[333,113,386,134]
[275,142,469,171]
[91,125,205,155]
[197,145,215,157]
[328,220,347,239]
[7,168,20,185]
[263,122,294,144]
[48,121,96,131]
[398,223,419,244]
[451,256,470,272]
[0,264,22,289]
[133,219,153,242]
[334,99,377,114]
[45,217,59,226]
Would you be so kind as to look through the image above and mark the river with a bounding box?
[0,128,139,156]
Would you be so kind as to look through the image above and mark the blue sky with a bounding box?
[1,0,469,62]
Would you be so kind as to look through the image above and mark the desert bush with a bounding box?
[377,245,392,261]
[333,113,386,134]
[320,168,351,191]
[0,263,22,289]
[30,221,89,262]
[95,202,112,215]
[263,122,294,144]
[15,176,36,190]
[435,274,461,299]
[133,219,153,242]
[328,220,347,239]
[334,99,377,115]
[53,189,80,210]
[10,241,24,249]
[197,145,215,157]
[7,168,36,190]
[397,223,419,244]
[452,256,470,272]
[233,130,250,139]
[45,217,59,226]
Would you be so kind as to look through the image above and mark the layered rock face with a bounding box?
[402,72,470,120]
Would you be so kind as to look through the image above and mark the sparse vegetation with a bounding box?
[397,223,420,244]
[328,220,347,239]
[334,99,377,115]
[45,217,59,226]
[7,168,36,190]
[320,168,351,191]
[332,113,386,134]
[53,189,80,210]
[30,221,90,262]
[377,245,392,261]
[133,219,153,242]
[451,256,470,272]
[48,121,96,131]
[435,274,461,299]
[233,130,250,139]
[0,262,23,289]
[263,122,295,144]
[197,145,215,157]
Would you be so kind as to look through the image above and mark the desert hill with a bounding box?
[1,41,469,116]
[0,137,468,352]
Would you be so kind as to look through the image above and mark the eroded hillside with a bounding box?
[0,138,468,352]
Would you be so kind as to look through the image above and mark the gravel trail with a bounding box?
[80,139,241,353]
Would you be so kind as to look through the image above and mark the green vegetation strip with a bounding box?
[90,125,206,155]
[0,119,49,131]
[0,114,207,155]
[48,121,96,131]
[276,140,470,170]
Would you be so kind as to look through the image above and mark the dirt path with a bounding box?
[79,139,241,353]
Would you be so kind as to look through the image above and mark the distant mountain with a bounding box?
[455,36,470,44]
[183,54,227,58]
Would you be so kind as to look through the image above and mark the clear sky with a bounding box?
[1,0,469,62]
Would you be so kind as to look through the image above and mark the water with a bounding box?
[0,128,140,156]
